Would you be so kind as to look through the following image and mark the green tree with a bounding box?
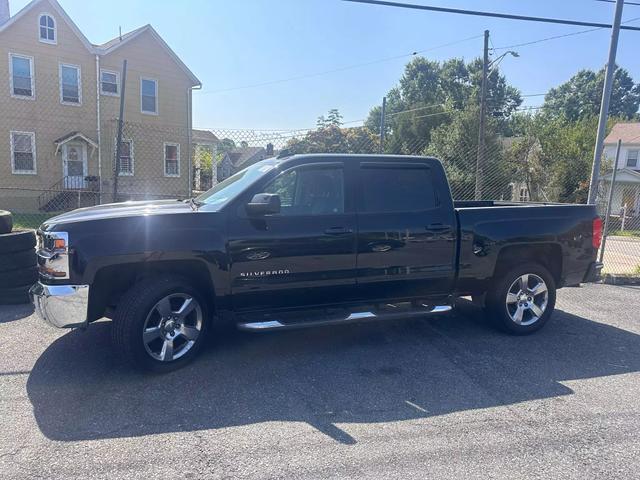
[287,110,379,154]
[424,105,510,200]
[365,56,522,153]
[543,67,640,121]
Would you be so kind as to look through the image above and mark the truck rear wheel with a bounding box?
[485,262,556,335]
[111,275,210,372]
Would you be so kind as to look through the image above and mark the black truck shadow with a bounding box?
[0,302,34,324]
[27,308,640,444]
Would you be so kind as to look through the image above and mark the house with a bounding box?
[602,122,640,218]
[192,129,218,191]
[0,0,201,212]
[216,144,273,182]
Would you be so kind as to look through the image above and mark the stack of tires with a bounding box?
[0,210,37,305]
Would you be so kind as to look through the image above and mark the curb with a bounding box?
[601,274,640,286]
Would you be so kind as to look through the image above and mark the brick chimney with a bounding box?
[0,0,9,25]
[266,143,274,156]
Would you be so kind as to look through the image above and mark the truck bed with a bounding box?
[453,202,599,294]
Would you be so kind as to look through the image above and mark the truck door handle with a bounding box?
[425,223,451,232]
[324,226,353,235]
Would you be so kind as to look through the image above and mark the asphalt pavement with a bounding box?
[1,283,640,479]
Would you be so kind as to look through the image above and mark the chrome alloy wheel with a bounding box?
[142,293,203,362]
[505,273,549,326]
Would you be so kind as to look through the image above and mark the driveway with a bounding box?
[1,283,640,479]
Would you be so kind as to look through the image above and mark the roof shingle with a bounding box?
[604,122,640,145]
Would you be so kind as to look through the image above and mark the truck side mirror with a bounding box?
[246,193,281,216]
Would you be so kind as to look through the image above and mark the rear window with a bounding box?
[359,166,437,213]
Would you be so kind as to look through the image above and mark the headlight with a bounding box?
[36,231,70,280]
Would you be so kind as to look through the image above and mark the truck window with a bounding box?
[359,166,436,213]
[263,165,344,216]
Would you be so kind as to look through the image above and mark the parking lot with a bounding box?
[1,283,639,479]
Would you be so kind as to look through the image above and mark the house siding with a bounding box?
[0,0,97,210]
[99,30,193,199]
[0,0,197,211]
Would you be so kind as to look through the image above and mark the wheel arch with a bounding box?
[87,259,216,323]
[493,243,562,285]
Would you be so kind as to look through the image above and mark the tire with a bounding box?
[0,250,37,271]
[0,210,12,235]
[0,230,36,253]
[0,266,38,288]
[111,275,210,373]
[0,284,32,305]
[485,262,556,335]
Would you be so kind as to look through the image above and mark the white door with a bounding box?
[63,143,87,189]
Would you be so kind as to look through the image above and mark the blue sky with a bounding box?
[10,0,640,130]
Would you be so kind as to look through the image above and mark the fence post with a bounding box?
[113,59,127,202]
[599,138,621,263]
[379,96,386,154]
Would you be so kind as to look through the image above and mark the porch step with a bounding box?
[237,303,452,332]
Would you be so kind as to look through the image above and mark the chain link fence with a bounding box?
[1,112,638,276]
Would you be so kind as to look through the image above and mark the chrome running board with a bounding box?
[238,305,452,332]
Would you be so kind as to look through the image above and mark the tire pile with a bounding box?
[0,210,37,305]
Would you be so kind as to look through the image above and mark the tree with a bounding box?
[502,113,620,204]
[365,56,522,153]
[543,67,640,121]
[424,105,510,200]
[286,110,379,154]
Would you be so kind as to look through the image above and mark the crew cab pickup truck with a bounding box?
[31,154,603,371]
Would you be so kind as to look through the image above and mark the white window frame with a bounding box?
[100,69,120,96]
[163,142,181,177]
[10,131,37,175]
[59,63,82,106]
[38,13,57,44]
[626,149,639,168]
[114,138,134,176]
[140,77,158,115]
[9,53,35,100]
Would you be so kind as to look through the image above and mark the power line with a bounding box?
[195,34,482,95]
[493,15,640,50]
[595,0,640,6]
[342,0,640,31]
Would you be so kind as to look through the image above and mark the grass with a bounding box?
[11,213,56,230]
[609,230,640,238]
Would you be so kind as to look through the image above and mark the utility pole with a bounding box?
[379,96,386,154]
[113,59,127,202]
[587,0,624,205]
[475,29,489,201]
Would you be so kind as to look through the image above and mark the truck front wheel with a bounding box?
[485,263,556,335]
[111,276,210,372]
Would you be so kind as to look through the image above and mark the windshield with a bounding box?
[195,159,278,209]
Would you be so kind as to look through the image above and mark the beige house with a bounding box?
[0,0,201,212]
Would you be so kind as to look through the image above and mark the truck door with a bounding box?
[227,161,358,312]
[355,161,457,301]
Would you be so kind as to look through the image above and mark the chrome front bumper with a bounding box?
[30,282,89,329]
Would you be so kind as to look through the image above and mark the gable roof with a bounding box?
[0,0,94,51]
[604,122,640,145]
[96,24,201,86]
[192,129,219,144]
[227,147,267,168]
[0,0,201,86]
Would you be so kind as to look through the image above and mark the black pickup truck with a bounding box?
[31,154,603,371]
